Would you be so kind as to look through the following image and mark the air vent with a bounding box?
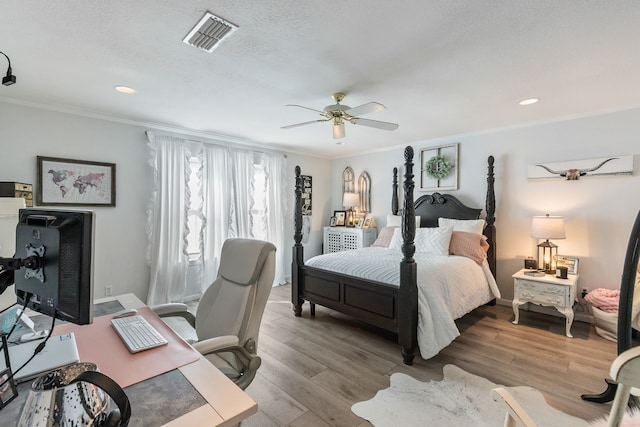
[183,12,238,52]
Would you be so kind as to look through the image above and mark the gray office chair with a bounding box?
[152,238,276,390]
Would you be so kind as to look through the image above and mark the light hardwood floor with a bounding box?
[239,284,618,426]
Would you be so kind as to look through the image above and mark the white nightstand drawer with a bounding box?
[517,280,570,306]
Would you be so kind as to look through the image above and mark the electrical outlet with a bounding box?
[105,286,113,296]
[581,287,588,298]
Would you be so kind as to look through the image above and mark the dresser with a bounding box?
[323,227,377,254]
[512,269,579,337]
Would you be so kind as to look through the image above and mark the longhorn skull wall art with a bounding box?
[527,155,633,180]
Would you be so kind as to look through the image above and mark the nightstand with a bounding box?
[512,269,579,337]
[323,227,377,254]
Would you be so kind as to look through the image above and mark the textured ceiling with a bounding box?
[1,1,639,158]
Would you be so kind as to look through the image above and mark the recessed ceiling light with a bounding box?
[519,98,539,106]
[114,85,137,94]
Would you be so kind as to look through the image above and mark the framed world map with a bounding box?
[37,156,116,206]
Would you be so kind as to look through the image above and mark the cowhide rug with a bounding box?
[351,364,588,426]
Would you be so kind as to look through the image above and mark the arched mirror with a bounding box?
[358,171,371,213]
[582,210,640,403]
[342,167,355,196]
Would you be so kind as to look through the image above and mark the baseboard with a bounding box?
[495,298,594,324]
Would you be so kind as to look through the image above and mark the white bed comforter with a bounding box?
[305,247,501,359]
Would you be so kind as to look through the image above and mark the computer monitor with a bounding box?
[13,209,94,325]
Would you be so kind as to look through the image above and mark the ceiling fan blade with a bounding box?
[281,119,328,129]
[344,102,386,117]
[352,117,398,131]
[285,104,325,114]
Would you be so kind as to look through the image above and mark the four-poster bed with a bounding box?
[292,146,497,364]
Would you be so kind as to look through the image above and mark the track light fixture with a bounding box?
[0,51,17,86]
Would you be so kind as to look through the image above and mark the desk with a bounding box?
[0,294,257,426]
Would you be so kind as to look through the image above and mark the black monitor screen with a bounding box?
[13,209,94,325]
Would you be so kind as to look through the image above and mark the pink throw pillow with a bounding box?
[449,231,489,265]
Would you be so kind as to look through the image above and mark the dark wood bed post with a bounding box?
[391,167,399,215]
[485,156,497,278]
[292,166,304,316]
[399,146,418,365]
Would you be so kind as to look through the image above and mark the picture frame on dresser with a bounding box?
[37,156,116,206]
[555,255,579,274]
[362,216,372,229]
[333,210,346,226]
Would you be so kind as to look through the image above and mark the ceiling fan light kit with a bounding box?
[333,120,344,139]
[282,92,398,139]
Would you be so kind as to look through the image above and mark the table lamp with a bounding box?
[343,192,360,227]
[531,214,566,273]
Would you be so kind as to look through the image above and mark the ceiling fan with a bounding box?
[281,93,398,139]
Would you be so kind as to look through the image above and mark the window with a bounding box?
[185,156,268,261]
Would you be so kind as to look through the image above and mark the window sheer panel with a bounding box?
[202,144,231,289]
[186,155,204,262]
[262,153,287,285]
[146,133,191,305]
[228,150,255,239]
[251,165,268,241]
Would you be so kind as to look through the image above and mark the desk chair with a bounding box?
[491,346,640,427]
[153,238,276,390]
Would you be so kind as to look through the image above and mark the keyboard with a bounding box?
[111,315,168,353]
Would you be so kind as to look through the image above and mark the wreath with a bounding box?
[425,155,452,180]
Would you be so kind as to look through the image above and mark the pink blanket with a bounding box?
[584,288,619,313]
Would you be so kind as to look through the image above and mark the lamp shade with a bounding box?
[343,192,360,208]
[531,214,566,240]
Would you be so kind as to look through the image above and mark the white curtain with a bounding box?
[201,143,230,289]
[228,149,255,239]
[147,132,288,303]
[145,132,191,305]
[261,152,287,285]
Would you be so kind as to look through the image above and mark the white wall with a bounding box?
[331,108,640,300]
[0,101,329,303]
[3,100,638,305]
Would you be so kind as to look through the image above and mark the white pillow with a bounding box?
[387,214,421,228]
[438,217,485,235]
[415,226,453,255]
[388,227,403,251]
[388,226,453,256]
